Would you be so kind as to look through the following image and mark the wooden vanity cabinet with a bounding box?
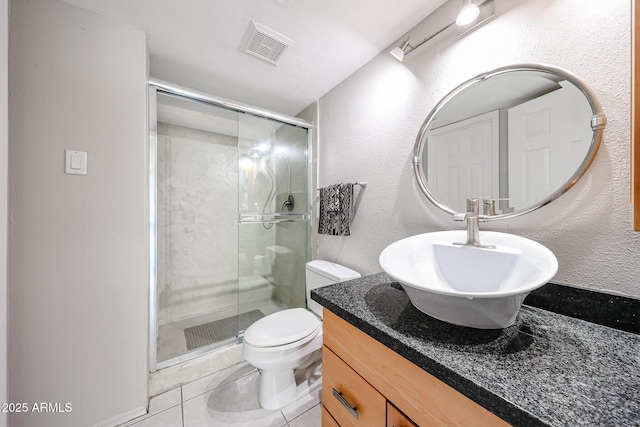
[321,309,511,427]
[322,345,386,426]
[387,402,418,427]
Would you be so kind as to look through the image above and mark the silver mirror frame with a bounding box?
[413,63,607,220]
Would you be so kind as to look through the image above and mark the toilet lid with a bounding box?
[243,308,320,348]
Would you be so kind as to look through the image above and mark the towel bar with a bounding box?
[316,181,367,191]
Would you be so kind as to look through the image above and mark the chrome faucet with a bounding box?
[452,198,495,249]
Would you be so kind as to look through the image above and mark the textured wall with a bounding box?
[8,0,148,425]
[317,0,640,297]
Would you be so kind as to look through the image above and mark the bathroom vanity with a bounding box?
[322,309,508,426]
[313,273,640,426]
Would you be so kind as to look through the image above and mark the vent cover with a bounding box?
[242,20,293,65]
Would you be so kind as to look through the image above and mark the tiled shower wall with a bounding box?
[157,122,240,325]
[273,123,309,309]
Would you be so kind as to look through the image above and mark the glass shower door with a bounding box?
[150,81,312,371]
[153,92,241,366]
[237,114,309,331]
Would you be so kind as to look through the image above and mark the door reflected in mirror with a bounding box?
[414,64,606,219]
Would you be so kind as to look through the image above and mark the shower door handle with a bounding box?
[239,213,308,224]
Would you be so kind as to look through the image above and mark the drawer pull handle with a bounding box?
[332,388,359,419]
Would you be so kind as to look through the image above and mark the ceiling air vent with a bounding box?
[242,20,293,65]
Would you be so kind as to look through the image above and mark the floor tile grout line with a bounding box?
[283,402,322,424]
[121,403,182,427]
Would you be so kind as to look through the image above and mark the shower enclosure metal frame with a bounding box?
[148,78,314,372]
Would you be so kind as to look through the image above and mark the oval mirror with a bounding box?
[414,63,606,219]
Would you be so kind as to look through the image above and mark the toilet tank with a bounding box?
[306,260,360,318]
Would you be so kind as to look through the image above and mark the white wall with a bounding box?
[317,0,640,297]
[8,0,148,426]
[0,1,7,426]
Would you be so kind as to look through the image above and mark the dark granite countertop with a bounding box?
[312,273,640,427]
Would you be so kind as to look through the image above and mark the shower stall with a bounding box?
[149,79,312,371]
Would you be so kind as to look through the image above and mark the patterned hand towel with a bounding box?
[319,182,353,236]
[326,184,341,212]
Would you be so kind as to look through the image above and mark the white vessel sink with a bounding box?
[378,230,558,329]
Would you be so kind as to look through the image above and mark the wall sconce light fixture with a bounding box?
[389,40,411,62]
[390,0,494,62]
[389,22,455,62]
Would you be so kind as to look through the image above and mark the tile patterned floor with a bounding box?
[120,362,322,427]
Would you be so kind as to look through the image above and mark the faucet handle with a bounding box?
[452,212,467,222]
[465,198,480,213]
[454,198,480,221]
[483,199,496,216]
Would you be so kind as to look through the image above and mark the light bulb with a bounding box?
[456,1,480,26]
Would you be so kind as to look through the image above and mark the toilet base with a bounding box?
[257,358,323,410]
[258,369,297,410]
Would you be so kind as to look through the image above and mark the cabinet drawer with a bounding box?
[322,405,340,427]
[387,402,417,427]
[322,345,386,427]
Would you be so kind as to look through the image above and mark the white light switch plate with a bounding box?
[65,150,87,175]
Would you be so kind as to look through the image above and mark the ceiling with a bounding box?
[59,0,448,116]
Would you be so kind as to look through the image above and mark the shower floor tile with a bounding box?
[157,298,284,363]
[124,363,322,427]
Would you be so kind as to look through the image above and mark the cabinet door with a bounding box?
[322,346,386,427]
[387,402,417,427]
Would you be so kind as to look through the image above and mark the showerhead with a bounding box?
[244,141,293,217]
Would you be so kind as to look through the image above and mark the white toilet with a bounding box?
[242,260,360,410]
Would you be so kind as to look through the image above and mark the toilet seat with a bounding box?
[243,308,321,349]
[243,325,321,354]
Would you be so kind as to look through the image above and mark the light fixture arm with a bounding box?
[406,21,456,55]
[389,0,494,62]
